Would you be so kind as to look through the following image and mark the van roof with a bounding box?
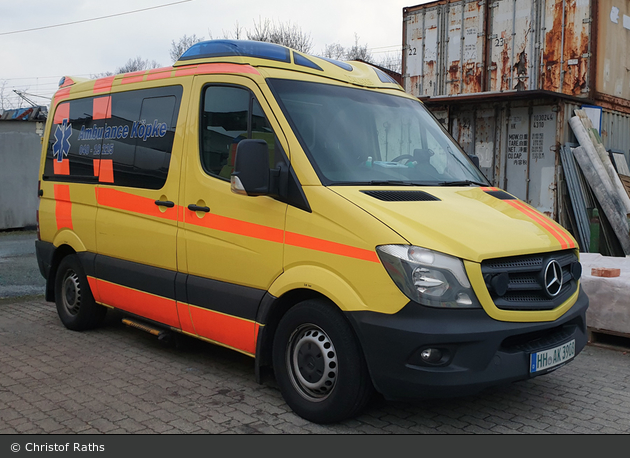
[174,40,401,89]
[54,40,402,102]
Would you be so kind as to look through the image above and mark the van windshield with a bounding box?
[268,79,488,186]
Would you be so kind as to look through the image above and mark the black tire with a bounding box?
[272,299,373,424]
[54,254,106,331]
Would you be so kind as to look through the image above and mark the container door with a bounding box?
[527,106,557,216]
[505,106,530,200]
[404,5,442,97]
[177,75,287,356]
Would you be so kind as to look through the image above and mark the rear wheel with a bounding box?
[54,254,106,331]
[272,299,373,423]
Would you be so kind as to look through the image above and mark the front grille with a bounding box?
[481,250,579,311]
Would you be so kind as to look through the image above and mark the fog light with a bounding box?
[420,348,443,364]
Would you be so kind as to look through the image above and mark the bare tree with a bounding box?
[323,43,346,60]
[116,56,161,74]
[222,21,243,40]
[374,52,402,74]
[246,18,313,53]
[170,34,205,62]
[322,34,372,62]
[345,34,372,61]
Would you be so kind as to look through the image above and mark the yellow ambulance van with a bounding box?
[36,40,588,424]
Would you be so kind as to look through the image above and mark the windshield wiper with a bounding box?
[439,180,488,187]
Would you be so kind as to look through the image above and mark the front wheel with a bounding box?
[272,299,373,423]
[54,254,106,331]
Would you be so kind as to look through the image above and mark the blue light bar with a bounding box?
[178,40,291,63]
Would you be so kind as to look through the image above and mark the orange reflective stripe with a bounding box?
[53,102,70,124]
[96,188,178,221]
[53,159,70,175]
[189,305,258,356]
[147,67,174,81]
[54,184,72,230]
[54,87,71,104]
[184,209,284,243]
[92,96,111,120]
[285,231,380,263]
[95,279,180,328]
[93,76,115,94]
[60,77,76,88]
[506,200,575,249]
[121,70,146,85]
[97,188,376,262]
[175,63,260,77]
[176,302,196,334]
[97,159,114,183]
[87,276,101,302]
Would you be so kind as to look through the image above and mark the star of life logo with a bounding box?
[53,119,72,162]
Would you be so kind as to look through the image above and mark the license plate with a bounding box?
[530,339,575,373]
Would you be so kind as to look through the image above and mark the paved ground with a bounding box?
[0,295,629,434]
[1,230,629,434]
[0,230,45,298]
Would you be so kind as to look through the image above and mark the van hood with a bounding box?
[331,186,577,263]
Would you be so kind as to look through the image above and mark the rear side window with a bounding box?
[44,86,182,189]
[200,85,275,180]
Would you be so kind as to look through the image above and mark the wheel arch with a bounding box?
[46,244,77,302]
[254,287,366,385]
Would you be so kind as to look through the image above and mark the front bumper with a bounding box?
[346,287,588,400]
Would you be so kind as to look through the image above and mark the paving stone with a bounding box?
[1,297,629,434]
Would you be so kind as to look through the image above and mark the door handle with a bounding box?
[154,200,175,208]
[187,204,210,212]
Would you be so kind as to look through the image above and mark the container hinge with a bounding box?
[478,32,485,37]
[582,53,591,58]
[490,1,499,8]
[478,1,485,6]
[488,65,497,70]
[582,17,592,24]
[488,34,498,40]
[552,105,561,112]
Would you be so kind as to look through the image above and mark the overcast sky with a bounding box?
[0,0,430,109]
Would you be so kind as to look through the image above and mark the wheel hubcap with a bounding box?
[287,324,338,401]
[62,271,81,316]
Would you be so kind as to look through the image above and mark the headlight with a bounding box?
[376,245,481,308]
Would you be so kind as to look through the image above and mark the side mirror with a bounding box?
[231,139,270,196]
[468,154,480,169]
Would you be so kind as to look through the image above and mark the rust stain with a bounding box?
[542,0,564,92]
[500,31,511,91]
[424,61,436,96]
[409,75,421,97]
[448,61,461,95]
[561,0,589,96]
[513,50,528,91]
[464,63,483,93]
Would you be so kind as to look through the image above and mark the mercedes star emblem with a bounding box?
[544,260,563,297]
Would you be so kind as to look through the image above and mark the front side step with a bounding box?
[122,318,173,343]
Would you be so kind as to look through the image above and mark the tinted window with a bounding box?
[200,85,275,180]
[44,86,182,189]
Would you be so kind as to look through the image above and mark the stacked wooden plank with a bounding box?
[568,110,630,256]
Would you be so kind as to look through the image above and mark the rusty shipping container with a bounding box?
[403,0,630,233]
[426,95,630,224]
[403,0,630,111]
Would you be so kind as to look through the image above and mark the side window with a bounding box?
[200,85,275,180]
[43,86,182,189]
[110,87,182,189]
